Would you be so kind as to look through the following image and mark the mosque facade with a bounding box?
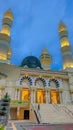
[0,10,73,123]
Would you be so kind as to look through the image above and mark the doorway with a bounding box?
[36,89,46,104]
[50,90,60,104]
[24,110,29,119]
[21,89,30,101]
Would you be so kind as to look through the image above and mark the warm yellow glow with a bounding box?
[8,52,11,55]
[41,59,51,65]
[22,89,30,101]
[59,26,66,32]
[1,29,10,36]
[42,48,48,54]
[50,90,60,104]
[61,41,69,47]
[4,15,13,20]
[4,12,13,20]
[0,55,7,60]
[36,90,46,103]
[58,23,66,32]
[39,75,42,78]
[8,49,12,56]
[64,64,73,69]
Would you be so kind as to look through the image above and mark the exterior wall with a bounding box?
[5,87,15,100]
[0,67,73,105]
[62,79,71,104]
[0,78,72,104]
[1,66,73,122]
[68,72,73,102]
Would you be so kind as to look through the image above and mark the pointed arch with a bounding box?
[48,79,60,88]
[20,76,32,87]
[35,78,46,88]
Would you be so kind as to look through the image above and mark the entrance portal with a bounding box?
[36,90,46,103]
[24,110,29,119]
[22,89,30,101]
[50,90,60,104]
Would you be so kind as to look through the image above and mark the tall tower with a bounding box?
[0,9,14,64]
[58,21,73,70]
[40,48,52,70]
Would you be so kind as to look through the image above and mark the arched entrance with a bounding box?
[35,78,46,104]
[36,89,46,103]
[50,90,60,104]
[20,76,31,102]
[49,79,60,104]
[21,89,30,101]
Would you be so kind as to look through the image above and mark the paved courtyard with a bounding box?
[6,121,73,130]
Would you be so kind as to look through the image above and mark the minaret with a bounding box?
[0,9,14,64]
[40,48,52,70]
[58,21,73,70]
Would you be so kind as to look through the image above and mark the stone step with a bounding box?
[35,104,73,123]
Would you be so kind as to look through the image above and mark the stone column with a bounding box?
[17,89,20,100]
[12,87,15,100]
[59,90,63,104]
[30,90,34,103]
[15,89,17,100]
[0,89,2,99]
[20,88,22,100]
[1,88,5,98]
[33,90,36,103]
[17,107,20,120]
[47,90,50,103]
[46,90,48,103]
[15,88,20,100]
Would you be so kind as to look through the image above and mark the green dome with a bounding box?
[21,56,42,69]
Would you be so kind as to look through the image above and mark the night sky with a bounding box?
[0,0,73,70]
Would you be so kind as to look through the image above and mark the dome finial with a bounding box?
[42,48,48,54]
[4,8,14,20]
[58,21,66,32]
[7,8,12,12]
[59,21,66,27]
[30,51,32,56]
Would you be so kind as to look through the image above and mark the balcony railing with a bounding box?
[10,100,30,107]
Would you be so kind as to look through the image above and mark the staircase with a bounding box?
[34,110,40,124]
[34,104,73,124]
[30,104,41,124]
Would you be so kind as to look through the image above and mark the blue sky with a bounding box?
[0,0,73,70]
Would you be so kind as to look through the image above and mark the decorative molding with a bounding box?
[0,88,5,90]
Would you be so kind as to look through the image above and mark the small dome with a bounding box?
[21,56,42,69]
[40,48,52,59]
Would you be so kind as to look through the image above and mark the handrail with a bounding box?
[31,104,41,123]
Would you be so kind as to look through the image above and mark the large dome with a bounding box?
[21,56,42,69]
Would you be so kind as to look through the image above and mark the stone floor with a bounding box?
[23,125,73,130]
[6,121,73,130]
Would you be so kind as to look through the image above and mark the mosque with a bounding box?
[0,9,73,123]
